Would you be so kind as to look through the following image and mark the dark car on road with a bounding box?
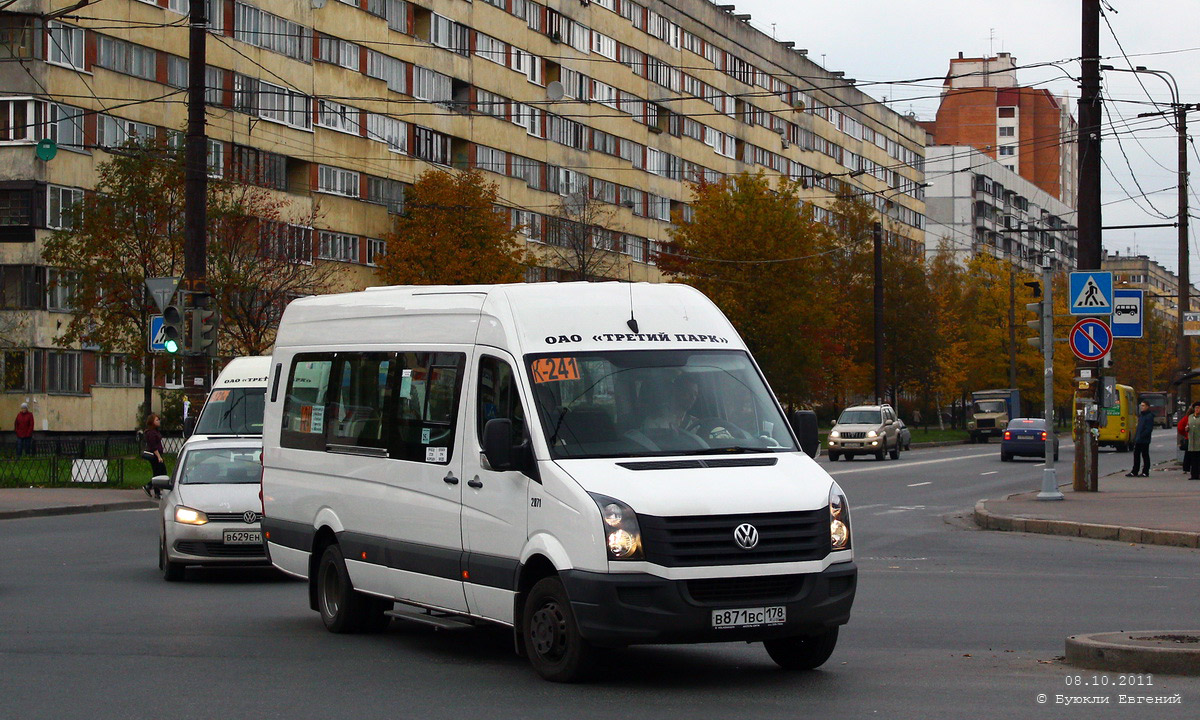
[1000,418,1058,462]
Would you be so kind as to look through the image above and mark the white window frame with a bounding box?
[317,165,360,198]
[46,185,84,230]
[366,113,407,153]
[46,21,85,70]
[365,237,386,266]
[317,230,359,263]
[317,99,362,136]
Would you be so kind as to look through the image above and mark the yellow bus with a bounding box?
[1097,383,1137,452]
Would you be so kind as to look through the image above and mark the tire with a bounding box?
[827,451,840,462]
[522,576,596,682]
[843,454,854,461]
[764,628,839,670]
[160,535,184,582]
[889,442,900,460]
[1054,451,1059,461]
[1000,452,1011,462]
[316,544,389,633]
[874,447,885,461]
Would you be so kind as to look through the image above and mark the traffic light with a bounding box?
[161,304,185,355]
[191,307,219,356]
[1025,301,1044,349]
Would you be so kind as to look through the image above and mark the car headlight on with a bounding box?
[829,484,851,551]
[829,430,840,438]
[174,505,208,525]
[589,493,643,561]
[866,430,878,438]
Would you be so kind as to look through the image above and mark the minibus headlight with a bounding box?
[829,484,850,551]
[866,430,878,438]
[174,505,208,525]
[829,430,840,438]
[589,493,643,561]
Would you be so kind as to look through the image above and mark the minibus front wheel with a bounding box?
[763,628,839,670]
[522,576,597,682]
[316,544,390,634]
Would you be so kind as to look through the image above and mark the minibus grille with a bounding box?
[837,431,866,439]
[639,510,831,567]
[686,574,807,605]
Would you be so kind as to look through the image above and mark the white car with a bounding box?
[153,438,267,581]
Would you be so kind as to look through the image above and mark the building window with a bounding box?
[95,35,156,80]
[317,166,360,198]
[318,230,359,263]
[232,145,288,190]
[46,186,84,230]
[412,66,453,104]
[206,139,223,178]
[260,221,312,264]
[257,80,312,130]
[46,268,76,311]
[316,34,360,70]
[365,237,386,266]
[366,112,406,152]
[366,50,407,94]
[999,126,1015,137]
[97,354,143,386]
[46,21,84,69]
[316,99,362,136]
[0,265,45,307]
[167,55,188,89]
[411,126,449,164]
[366,176,406,213]
[430,14,469,56]
[0,15,39,60]
[0,98,45,144]
[234,2,311,62]
[96,115,156,148]
[475,145,507,174]
[47,351,81,393]
[998,107,1016,118]
[999,145,1016,156]
[475,33,507,66]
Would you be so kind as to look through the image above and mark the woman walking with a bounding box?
[1187,404,1200,481]
[142,413,167,498]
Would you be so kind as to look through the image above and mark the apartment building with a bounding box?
[1103,251,1199,326]
[927,52,1078,209]
[924,145,1076,274]
[0,0,927,432]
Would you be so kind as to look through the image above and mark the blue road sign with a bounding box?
[1070,318,1113,362]
[1111,288,1144,339]
[149,314,166,352]
[1069,271,1113,315]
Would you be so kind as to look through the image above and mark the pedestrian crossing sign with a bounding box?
[1069,271,1113,315]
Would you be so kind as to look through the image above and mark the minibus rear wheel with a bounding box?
[522,576,596,682]
[317,544,389,633]
[763,628,839,670]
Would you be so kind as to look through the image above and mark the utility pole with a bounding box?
[1176,103,1191,404]
[873,222,884,404]
[184,0,210,409]
[1075,0,1103,491]
[1008,266,1017,387]
[1036,257,1063,500]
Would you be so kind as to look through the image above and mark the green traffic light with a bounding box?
[164,338,180,354]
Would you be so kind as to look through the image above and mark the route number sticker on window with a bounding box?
[531,357,580,383]
[210,390,230,402]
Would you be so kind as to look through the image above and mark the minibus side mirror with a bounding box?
[483,419,515,471]
[830,418,837,426]
[789,410,819,458]
[150,475,174,492]
[183,415,197,439]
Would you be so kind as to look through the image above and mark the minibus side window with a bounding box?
[390,351,466,464]
[327,353,395,450]
[477,356,526,441]
[281,354,335,452]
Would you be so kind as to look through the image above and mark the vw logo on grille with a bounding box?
[733,523,759,550]
[243,511,258,524]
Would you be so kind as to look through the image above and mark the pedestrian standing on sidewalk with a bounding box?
[13,402,34,458]
[1127,401,1155,477]
[141,413,167,498]
[1187,404,1200,481]
[1179,403,1200,475]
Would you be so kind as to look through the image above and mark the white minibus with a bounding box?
[261,283,855,681]
[188,356,271,441]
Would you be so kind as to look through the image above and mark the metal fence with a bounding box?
[0,456,126,486]
[0,433,184,459]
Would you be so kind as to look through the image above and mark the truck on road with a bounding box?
[966,389,1022,443]
[1137,391,1170,429]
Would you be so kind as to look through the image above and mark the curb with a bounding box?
[1065,631,1200,675]
[972,499,1200,549]
[0,499,156,521]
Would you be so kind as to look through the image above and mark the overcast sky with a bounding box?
[728,0,1200,274]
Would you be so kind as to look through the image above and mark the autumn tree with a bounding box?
[660,172,835,404]
[379,169,527,285]
[43,142,336,411]
[541,192,623,281]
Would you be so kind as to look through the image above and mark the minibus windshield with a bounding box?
[194,388,266,436]
[526,349,798,459]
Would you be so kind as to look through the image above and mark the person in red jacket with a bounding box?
[14,402,34,457]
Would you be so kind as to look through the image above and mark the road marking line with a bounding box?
[907,481,931,487]
[981,471,998,476]
[827,452,995,475]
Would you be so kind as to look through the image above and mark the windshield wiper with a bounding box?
[680,445,781,455]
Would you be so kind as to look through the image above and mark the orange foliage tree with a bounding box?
[378,169,527,285]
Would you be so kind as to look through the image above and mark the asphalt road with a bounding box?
[2,436,1198,719]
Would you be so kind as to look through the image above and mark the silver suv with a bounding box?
[826,404,901,461]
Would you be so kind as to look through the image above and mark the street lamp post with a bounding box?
[1101,65,1190,413]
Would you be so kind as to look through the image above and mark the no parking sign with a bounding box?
[1069,318,1112,362]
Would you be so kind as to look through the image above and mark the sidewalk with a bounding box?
[975,461,1200,548]
[0,487,155,520]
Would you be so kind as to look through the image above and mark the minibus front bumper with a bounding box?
[559,562,856,646]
